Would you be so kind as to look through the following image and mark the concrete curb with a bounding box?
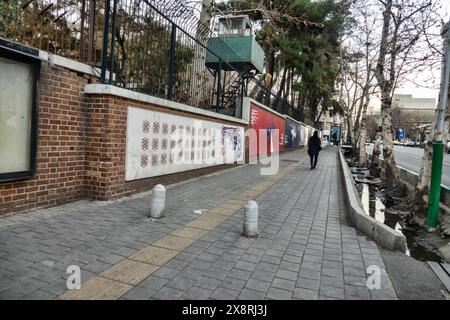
[338,149,407,252]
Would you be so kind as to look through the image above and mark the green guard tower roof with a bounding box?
[205,15,264,74]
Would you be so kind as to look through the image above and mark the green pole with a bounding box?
[427,21,450,231]
[427,142,444,229]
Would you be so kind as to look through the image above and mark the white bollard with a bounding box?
[243,200,259,237]
[150,184,166,219]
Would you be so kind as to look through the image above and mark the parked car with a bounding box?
[447,141,450,154]
[405,140,415,147]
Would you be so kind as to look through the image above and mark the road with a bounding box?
[365,144,450,188]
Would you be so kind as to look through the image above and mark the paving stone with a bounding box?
[183,286,212,300]
[296,277,320,291]
[220,278,246,291]
[235,261,258,272]
[139,276,169,291]
[245,278,271,293]
[228,269,252,281]
[98,254,125,265]
[271,277,295,291]
[153,286,184,300]
[167,276,196,291]
[237,288,265,300]
[344,285,371,300]
[266,287,293,300]
[251,270,276,282]
[197,276,222,291]
[120,286,156,300]
[319,286,345,299]
[211,287,240,300]
[151,267,180,280]
[293,287,319,300]
[58,277,132,300]
[100,259,158,285]
[320,276,344,289]
[275,269,298,281]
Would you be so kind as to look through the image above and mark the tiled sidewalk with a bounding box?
[0,148,397,300]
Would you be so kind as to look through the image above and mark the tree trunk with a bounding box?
[374,0,400,189]
[370,130,382,177]
[346,113,354,147]
[410,135,433,226]
[359,125,367,166]
[380,90,400,189]
[276,67,287,98]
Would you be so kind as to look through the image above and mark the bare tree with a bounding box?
[373,0,443,189]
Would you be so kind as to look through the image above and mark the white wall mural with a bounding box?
[125,107,245,181]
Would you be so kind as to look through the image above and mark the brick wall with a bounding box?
[0,62,93,216]
[0,66,244,216]
[84,94,242,200]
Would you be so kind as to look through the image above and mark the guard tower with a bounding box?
[205,15,264,116]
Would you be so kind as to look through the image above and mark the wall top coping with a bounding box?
[243,97,286,120]
[85,84,248,126]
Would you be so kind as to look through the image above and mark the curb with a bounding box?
[338,149,407,252]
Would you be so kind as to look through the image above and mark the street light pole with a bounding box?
[427,20,450,231]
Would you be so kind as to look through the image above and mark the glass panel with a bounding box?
[0,56,33,173]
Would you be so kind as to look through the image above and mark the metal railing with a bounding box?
[99,0,311,123]
[1,0,312,124]
[0,0,100,64]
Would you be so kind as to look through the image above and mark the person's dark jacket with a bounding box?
[308,135,321,156]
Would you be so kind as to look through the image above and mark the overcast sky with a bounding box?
[395,0,450,100]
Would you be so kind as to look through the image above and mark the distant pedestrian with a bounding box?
[308,131,322,169]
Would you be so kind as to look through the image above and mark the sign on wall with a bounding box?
[125,107,245,181]
[284,118,303,148]
[249,102,285,157]
[0,47,39,182]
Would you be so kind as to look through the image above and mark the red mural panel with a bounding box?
[249,102,285,157]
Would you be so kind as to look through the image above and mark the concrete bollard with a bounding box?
[150,184,166,219]
[243,200,259,237]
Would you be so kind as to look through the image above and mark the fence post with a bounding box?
[100,0,111,84]
[167,23,177,100]
[79,0,86,62]
[87,0,96,64]
[109,0,118,84]
[215,61,222,112]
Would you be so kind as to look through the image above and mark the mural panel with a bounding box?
[125,107,245,181]
[249,103,285,157]
[284,118,303,148]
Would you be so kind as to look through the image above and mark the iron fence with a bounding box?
[1,0,312,124]
[0,0,100,64]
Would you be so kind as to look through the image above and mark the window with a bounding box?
[0,45,40,181]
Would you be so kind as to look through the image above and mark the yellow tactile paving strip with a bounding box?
[57,158,305,300]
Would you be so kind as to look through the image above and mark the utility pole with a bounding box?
[427,20,450,231]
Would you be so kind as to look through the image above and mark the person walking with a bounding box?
[308,131,322,169]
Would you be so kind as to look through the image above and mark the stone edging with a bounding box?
[338,149,407,251]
